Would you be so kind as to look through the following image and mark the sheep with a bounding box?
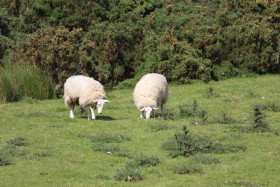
[64,75,109,120]
[133,73,169,119]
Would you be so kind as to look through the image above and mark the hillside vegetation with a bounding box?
[1,0,279,94]
[0,75,279,186]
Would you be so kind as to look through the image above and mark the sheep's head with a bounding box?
[140,107,158,119]
[95,99,109,114]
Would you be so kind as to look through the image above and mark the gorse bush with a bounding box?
[0,63,55,103]
[0,0,279,89]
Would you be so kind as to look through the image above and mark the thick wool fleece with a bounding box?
[133,73,168,110]
[64,75,106,107]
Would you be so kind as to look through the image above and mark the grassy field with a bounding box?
[0,75,280,186]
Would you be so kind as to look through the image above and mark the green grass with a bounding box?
[0,75,280,186]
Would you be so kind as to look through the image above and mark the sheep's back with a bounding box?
[133,73,168,109]
[64,76,106,106]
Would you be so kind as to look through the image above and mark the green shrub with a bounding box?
[162,125,246,158]
[132,153,160,167]
[2,0,280,87]
[251,105,270,132]
[7,137,28,147]
[179,100,199,118]
[0,151,13,166]
[0,63,54,103]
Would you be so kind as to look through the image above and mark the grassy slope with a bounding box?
[0,75,280,186]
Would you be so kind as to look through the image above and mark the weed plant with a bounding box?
[190,154,220,165]
[90,133,131,143]
[245,89,260,98]
[260,101,280,112]
[173,163,202,174]
[114,163,144,182]
[149,123,175,132]
[92,143,132,158]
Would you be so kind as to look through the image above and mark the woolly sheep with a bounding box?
[133,73,169,119]
[64,75,109,120]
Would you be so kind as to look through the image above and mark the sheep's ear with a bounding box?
[140,108,145,112]
[153,107,159,110]
[104,100,109,103]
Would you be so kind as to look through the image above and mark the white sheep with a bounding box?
[64,75,109,120]
[133,73,169,119]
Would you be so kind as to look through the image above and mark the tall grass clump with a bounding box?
[0,63,55,103]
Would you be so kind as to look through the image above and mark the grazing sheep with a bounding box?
[64,75,109,120]
[133,73,169,119]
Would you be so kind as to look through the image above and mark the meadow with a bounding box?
[0,75,279,186]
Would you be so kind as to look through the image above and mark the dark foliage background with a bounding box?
[1,0,279,89]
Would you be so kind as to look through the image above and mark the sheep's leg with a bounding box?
[89,106,95,120]
[152,110,155,118]
[140,111,144,118]
[69,105,75,118]
[161,104,164,117]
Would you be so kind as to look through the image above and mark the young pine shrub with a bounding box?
[204,86,219,98]
[162,107,178,120]
[162,125,246,158]
[190,109,209,125]
[250,105,270,132]
[179,100,199,118]
[212,111,237,124]
[0,63,55,103]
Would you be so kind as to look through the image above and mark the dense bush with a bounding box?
[0,0,279,92]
